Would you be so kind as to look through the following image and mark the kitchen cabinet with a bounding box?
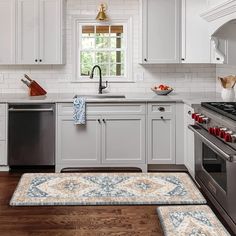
[181,0,210,63]
[56,103,146,172]
[140,0,181,64]
[17,0,64,64]
[147,104,176,164]
[184,104,195,177]
[0,0,16,64]
[0,104,7,166]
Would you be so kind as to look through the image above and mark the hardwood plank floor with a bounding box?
[0,173,163,236]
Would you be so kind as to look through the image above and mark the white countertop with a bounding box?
[0,92,225,106]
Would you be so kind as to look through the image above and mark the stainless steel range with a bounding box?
[189,102,236,234]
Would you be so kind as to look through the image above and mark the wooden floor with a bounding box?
[0,172,163,236]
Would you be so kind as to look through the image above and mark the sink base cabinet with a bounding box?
[56,103,146,172]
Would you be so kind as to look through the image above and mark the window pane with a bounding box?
[82,26,95,37]
[80,52,94,76]
[96,26,109,37]
[110,51,124,63]
[81,38,95,50]
[110,64,124,76]
[98,64,109,76]
[111,37,123,49]
[110,25,123,37]
[96,37,110,49]
[96,52,109,64]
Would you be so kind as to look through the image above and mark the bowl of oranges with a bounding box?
[151,84,173,95]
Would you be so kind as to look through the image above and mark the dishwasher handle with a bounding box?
[9,108,54,112]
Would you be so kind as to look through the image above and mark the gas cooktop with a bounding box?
[202,102,236,121]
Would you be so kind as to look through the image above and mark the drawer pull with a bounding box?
[161,116,164,120]
[158,107,165,112]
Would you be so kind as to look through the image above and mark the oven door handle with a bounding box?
[188,125,236,162]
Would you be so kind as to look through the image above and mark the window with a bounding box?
[73,19,132,82]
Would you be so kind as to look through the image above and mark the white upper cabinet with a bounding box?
[17,0,38,64]
[17,0,64,64]
[181,0,211,63]
[140,0,181,64]
[0,0,16,64]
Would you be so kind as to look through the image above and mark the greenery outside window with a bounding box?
[75,20,131,82]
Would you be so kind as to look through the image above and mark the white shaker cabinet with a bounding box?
[140,0,181,64]
[56,103,146,172]
[184,104,195,177]
[102,116,146,164]
[181,0,211,63]
[0,0,16,64]
[148,104,176,164]
[17,0,64,64]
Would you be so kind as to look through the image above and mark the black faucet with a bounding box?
[90,65,108,94]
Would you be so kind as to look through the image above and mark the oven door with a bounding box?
[189,125,236,225]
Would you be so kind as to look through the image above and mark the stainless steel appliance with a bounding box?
[8,104,55,167]
[189,102,236,234]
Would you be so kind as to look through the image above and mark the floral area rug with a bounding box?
[10,172,206,206]
[157,205,230,236]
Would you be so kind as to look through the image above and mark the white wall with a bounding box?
[0,0,217,94]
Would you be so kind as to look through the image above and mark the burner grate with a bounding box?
[202,102,236,121]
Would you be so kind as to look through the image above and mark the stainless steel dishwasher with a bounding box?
[8,104,55,167]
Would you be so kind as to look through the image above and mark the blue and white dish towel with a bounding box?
[73,97,86,125]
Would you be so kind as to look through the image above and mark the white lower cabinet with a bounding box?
[147,104,176,164]
[56,103,146,171]
[57,116,101,165]
[184,104,195,177]
[102,116,146,164]
[0,141,7,165]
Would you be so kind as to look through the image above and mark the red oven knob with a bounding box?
[198,116,203,123]
[208,127,214,135]
[219,128,227,138]
[192,113,197,119]
[224,133,232,142]
[213,127,220,136]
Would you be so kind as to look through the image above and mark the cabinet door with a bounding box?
[57,116,101,166]
[148,114,176,164]
[39,0,63,64]
[142,0,180,63]
[181,0,210,63]
[0,0,16,64]
[17,0,39,64]
[184,105,195,177]
[102,116,146,164]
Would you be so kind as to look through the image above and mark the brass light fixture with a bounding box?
[96,3,108,21]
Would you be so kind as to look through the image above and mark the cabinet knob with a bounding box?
[102,119,106,123]
[188,110,192,115]
[39,59,42,62]
[144,58,147,62]
[158,107,165,112]
[35,59,38,62]
[181,58,185,61]
[216,58,220,61]
[98,119,101,124]
[161,116,164,120]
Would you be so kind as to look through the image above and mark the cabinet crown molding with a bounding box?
[201,0,236,22]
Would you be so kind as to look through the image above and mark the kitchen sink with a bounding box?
[74,94,126,99]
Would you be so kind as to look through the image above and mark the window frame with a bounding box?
[72,17,133,83]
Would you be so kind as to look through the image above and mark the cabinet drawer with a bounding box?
[0,141,6,165]
[57,103,146,116]
[148,103,175,115]
[0,104,6,116]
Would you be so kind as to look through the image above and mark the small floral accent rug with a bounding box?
[10,172,206,206]
[157,205,230,236]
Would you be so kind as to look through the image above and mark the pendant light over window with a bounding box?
[96,3,109,21]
